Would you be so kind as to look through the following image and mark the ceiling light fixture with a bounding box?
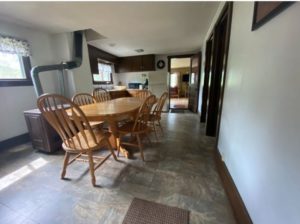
[135,49,144,53]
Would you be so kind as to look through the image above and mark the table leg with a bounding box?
[107,118,130,159]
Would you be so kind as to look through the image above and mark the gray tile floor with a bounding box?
[0,113,236,224]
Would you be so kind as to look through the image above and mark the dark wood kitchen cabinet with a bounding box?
[24,109,62,153]
[116,54,155,73]
[142,55,156,71]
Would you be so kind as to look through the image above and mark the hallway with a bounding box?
[0,113,235,224]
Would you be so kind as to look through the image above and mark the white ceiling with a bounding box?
[0,2,219,57]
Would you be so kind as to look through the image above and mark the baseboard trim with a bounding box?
[215,149,253,224]
[0,133,30,151]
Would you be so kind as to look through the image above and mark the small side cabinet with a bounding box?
[24,109,62,153]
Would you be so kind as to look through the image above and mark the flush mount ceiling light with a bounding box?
[135,49,144,53]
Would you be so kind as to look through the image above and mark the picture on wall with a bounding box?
[252,2,294,31]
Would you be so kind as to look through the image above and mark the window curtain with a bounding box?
[0,34,30,56]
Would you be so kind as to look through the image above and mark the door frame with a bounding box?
[200,34,214,122]
[205,2,233,140]
[188,52,202,113]
[167,54,194,110]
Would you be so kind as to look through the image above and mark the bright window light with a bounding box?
[0,51,25,79]
[93,62,112,83]
[29,158,48,169]
[170,73,178,88]
[0,158,48,191]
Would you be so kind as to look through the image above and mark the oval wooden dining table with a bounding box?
[77,97,143,158]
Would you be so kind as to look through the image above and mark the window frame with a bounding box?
[0,56,32,87]
[92,60,113,85]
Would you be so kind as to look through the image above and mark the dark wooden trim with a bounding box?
[206,2,233,137]
[215,149,253,224]
[188,52,202,113]
[252,2,294,31]
[215,2,233,143]
[200,35,213,123]
[0,56,32,87]
[0,133,30,151]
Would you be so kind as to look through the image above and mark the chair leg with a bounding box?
[87,151,96,187]
[158,120,164,135]
[146,131,152,146]
[117,136,121,157]
[152,121,159,142]
[106,139,118,161]
[136,134,145,161]
[61,152,70,179]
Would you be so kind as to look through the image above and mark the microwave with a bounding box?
[128,83,142,89]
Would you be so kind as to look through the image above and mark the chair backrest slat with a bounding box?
[92,88,111,102]
[37,94,99,151]
[136,90,151,99]
[133,95,156,131]
[153,92,168,118]
[72,93,96,106]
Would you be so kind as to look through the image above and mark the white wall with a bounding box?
[114,72,148,88]
[0,20,58,141]
[51,32,93,97]
[51,32,75,98]
[0,21,93,141]
[206,2,300,224]
[71,34,93,94]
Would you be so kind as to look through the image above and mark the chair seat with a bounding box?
[117,121,149,134]
[63,130,111,152]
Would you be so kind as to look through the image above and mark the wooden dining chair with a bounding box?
[117,95,156,161]
[37,94,117,186]
[93,88,111,102]
[149,92,168,141]
[136,90,151,99]
[72,93,104,130]
[72,93,96,105]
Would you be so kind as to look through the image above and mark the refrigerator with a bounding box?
[148,71,169,111]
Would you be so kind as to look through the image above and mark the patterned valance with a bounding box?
[0,34,30,56]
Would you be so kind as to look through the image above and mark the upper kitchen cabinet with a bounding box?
[116,54,155,73]
[87,45,120,74]
[142,55,156,71]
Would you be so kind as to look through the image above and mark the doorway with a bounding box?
[169,56,191,110]
[168,54,201,113]
[201,3,233,137]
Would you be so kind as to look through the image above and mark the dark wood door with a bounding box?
[188,53,202,113]
[206,3,232,137]
[200,36,213,123]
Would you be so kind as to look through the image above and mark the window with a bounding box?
[170,73,178,88]
[92,62,113,84]
[0,35,32,87]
